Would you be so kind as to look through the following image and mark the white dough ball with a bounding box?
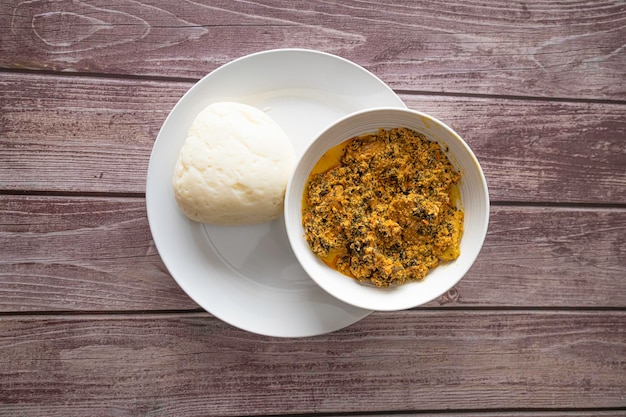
[172,102,296,225]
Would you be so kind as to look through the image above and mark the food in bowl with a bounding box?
[172,102,296,225]
[285,107,489,311]
[302,127,463,287]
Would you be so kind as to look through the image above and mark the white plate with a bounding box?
[146,49,406,337]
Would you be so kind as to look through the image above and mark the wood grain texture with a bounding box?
[406,95,626,205]
[1,0,625,99]
[0,195,196,312]
[2,72,625,203]
[451,205,626,308]
[1,195,624,312]
[0,72,178,194]
[0,312,624,415]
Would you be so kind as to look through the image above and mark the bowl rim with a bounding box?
[284,106,490,311]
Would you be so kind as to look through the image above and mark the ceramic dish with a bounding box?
[146,49,406,337]
[285,107,489,311]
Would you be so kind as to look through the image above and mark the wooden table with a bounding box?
[1,1,625,415]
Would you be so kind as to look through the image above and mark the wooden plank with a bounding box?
[1,0,625,99]
[1,196,624,312]
[455,205,626,308]
[0,311,624,415]
[0,195,197,312]
[0,73,179,194]
[406,95,626,205]
[1,73,625,203]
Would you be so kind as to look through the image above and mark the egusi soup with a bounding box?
[302,127,463,287]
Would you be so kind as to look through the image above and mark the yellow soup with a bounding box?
[302,127,463,287]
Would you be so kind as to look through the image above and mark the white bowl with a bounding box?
[284,107,489,311]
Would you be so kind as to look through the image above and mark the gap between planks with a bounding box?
[2,190,626,211]
[0,308,624,320]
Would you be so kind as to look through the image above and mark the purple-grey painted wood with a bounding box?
[0,312,624,415]
[1,73,624,203]
[1,0,625,99]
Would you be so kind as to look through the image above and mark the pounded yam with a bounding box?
[173,102,295,225]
